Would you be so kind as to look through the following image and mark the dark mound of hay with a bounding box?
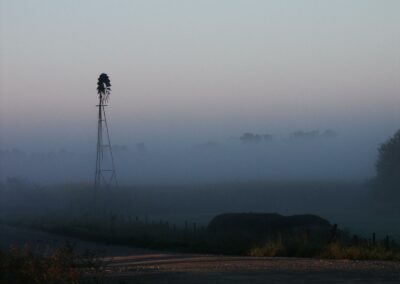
[208,213,331,237]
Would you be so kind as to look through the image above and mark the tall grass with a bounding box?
[249,241,400,260]
[320,243,400,260]
[0,244,107,284]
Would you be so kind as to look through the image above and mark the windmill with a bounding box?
[94,73,118,190]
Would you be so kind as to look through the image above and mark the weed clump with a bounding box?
[0,244,107,284]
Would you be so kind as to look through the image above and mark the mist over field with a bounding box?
[0,127,390,184]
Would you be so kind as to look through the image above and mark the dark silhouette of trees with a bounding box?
[240,132,272,144]
[240,133,262,144]
[289,129,337,140]
[375,129,400,198]
[290,130,320,139]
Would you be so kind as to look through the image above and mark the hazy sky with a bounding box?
[1,0,399,152]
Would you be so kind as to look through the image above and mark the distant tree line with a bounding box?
[239,129,337,144]
[240,133,273,144]
[289,129,337,139]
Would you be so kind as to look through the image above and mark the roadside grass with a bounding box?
[320,242,400,260]
[249,239,323,258]
[0,243,107,284]
[249,240,400,260]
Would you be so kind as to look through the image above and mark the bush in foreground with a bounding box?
[249,241,400,260]
[0,244,106,284]
[320,243,400,261]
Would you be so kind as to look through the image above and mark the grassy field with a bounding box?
[1,180,400,261]
[4,211,399,261]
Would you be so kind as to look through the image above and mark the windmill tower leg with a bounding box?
[94,97,103,191]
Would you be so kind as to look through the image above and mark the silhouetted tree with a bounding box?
[290,130,320,139]
[263,134,273,142]
[375,129,400,198]
[323,129,337,137]
[240,133,262,144]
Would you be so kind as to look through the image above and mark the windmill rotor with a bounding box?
[97,73,112,102]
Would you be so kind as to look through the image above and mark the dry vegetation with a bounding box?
[249,238,400,260]
[0,244,107,284]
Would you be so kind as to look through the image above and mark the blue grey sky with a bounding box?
[0,0,399,152]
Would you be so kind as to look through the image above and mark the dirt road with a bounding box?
[1,225,400,283]
[105,253,400,283]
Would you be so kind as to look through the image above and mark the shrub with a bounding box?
[0,244,106,284]
[320,243,400,261]
[249,240,285,257]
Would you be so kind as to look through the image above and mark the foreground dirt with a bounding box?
[1,225,400,283]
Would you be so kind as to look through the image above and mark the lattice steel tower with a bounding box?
[94,73,118,190]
